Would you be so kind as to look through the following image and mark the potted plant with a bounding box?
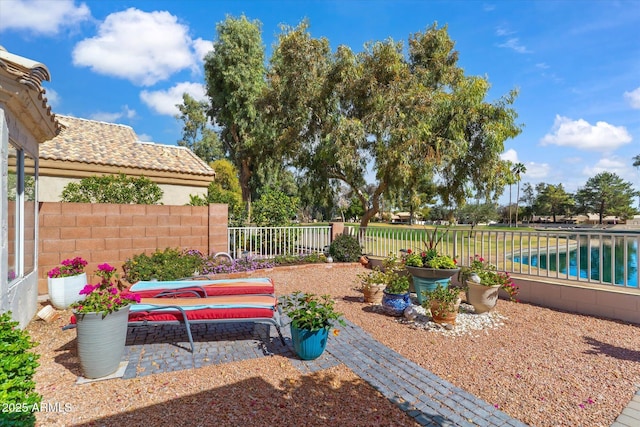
[71,263,140,379]
[403,227,460,304]
[356,267,388,304]
[458,255,518,313]
[280,291,345,360]
[422,283,461,325]
[47,256,88,309]
[381,271,411,316]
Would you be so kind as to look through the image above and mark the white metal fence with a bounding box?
[359,226,640,289]
[227,226,331,260]
[226,225,639,289]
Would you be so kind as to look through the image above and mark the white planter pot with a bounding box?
[48,273,87,310]
[76,305,130,379]
[466,281,500,313]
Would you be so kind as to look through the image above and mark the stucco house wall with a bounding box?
[1,47,59,327]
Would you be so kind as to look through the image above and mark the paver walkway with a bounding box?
[122,318,528,426]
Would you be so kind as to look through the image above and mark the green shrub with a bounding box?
[272,253,327,265]
[252,189,299,227]
[329,234,362,262]
[0,312,40,427]
[61,173,163,204]
[122,248,204,283]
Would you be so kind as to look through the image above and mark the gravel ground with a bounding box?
[28,263,640,426]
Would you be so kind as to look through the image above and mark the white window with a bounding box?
[6,143,37,284]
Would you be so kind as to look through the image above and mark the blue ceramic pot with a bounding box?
[290,325,329,360]
[406,267,460,305]
[413,277,451,305]
[381,290,411,316]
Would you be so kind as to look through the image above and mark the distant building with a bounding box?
[39,115,216,205]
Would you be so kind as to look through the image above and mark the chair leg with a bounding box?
[275,324,286,346]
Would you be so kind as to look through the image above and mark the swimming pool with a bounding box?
[511,237,638,287]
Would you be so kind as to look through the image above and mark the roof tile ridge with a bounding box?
[56,114,136,131]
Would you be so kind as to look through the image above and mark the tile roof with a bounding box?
[40,115,215,177]
[0,46,60,136]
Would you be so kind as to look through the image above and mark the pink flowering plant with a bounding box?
[71,263,140,316]
[458,254,519,301]
[47,256,88,278]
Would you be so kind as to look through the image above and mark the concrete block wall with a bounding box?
[38,202,229,295]
[509,276,640,325]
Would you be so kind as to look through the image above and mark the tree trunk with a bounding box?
[240,158,252,223]
[508,184,513,227]
[515,182,520,228]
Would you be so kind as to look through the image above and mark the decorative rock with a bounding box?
[404,305,420,321]
[396,303,507,336]
[468,273,482,284]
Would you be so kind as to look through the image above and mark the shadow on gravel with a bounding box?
[583,336,640,362]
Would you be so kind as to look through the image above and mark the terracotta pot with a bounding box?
[359,255,370,266]
[362,283,385,304]
[429,298,461,325]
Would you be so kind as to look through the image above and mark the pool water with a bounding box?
[512,239,638,287]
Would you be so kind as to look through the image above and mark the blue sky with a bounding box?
[1,0,639,205]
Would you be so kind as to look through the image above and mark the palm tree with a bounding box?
[634,155,640,208]
[512,163,526,228]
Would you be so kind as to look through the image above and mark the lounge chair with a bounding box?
[128,293,285,352]
[64,278,285,352]
[125,278,284,352]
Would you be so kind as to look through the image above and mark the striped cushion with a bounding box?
[128,294,278,323]
[129,277,275,298]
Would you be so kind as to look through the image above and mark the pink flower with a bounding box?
[79,284,96,295]
[97,263,114,272]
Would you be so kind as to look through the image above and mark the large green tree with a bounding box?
[519,182,535,222]
[204,15,267,220]
[574,172,638,224]
[188,159,244,225]
[175,93,224,163]
[534,183,574,223]
[265,22,521,229]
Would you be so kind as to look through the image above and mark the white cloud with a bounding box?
[0,0,90,35]
[89,105,137,123]
[540,115,632,151]
[72,8,197,86]
[44,87,60,108]
[521,162,549,180]
[137,133,153,142]
[564,156,582,164]
[140,82,207,116]
[500,150,548,179]
[495,26,514,36]
[500,149,518,163]
[192,38,214,62]
[582,157,629,178]
[535,63,550,70]
[623,87,640,109]
[498,38,531,54]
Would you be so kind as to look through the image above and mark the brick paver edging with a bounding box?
[326,319,528,427]
[610,385,640,427]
